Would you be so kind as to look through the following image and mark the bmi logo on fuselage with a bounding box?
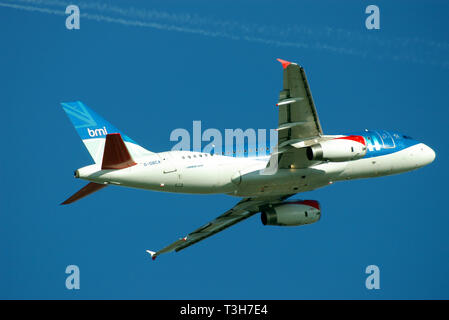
[87,127,108,137]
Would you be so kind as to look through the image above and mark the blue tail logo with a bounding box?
[62,101,98,129]
[61,101,134,143]
[62,101,152,162]
[87,127,108,137]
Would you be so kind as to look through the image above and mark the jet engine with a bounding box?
[261,200,321,226]
[306,135,367,162]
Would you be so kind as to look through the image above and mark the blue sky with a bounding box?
[0,0,448,299]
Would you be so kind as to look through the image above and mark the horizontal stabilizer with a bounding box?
[101,133,137,170]
[61,182,107,205]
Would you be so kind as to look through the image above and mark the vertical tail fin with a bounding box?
[101,133,137,170]
[61,101,152,163]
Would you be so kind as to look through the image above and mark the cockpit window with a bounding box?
[378,131,396,149]
[403,135,413,140]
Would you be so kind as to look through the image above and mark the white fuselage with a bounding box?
[75,142,435,198]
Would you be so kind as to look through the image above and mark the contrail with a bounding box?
[0,2,243,40]
[0,0,361,55]
[0,1,64,16]
[2,0,449,68]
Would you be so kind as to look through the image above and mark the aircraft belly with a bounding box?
[234,165,340,197]
[176,163,236,194]
[341,145,424,180]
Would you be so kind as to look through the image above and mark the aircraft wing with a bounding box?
[276,58,323,145]
[272,59,324,169]
[146,196,291,260]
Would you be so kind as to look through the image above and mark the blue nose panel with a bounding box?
[346,130,419,159]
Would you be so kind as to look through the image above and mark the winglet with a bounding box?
[146,250,157,261]
[277,58,292,69]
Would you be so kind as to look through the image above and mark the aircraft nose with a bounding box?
[421,144,436,165]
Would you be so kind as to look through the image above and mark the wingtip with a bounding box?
[146,250,157,261]
[276,58,292,69]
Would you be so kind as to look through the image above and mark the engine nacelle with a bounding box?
[261,200,321,226]
[306,135,367,162]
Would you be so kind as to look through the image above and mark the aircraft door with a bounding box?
[159,152,183,187]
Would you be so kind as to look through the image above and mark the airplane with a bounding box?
[61,59,436,260]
